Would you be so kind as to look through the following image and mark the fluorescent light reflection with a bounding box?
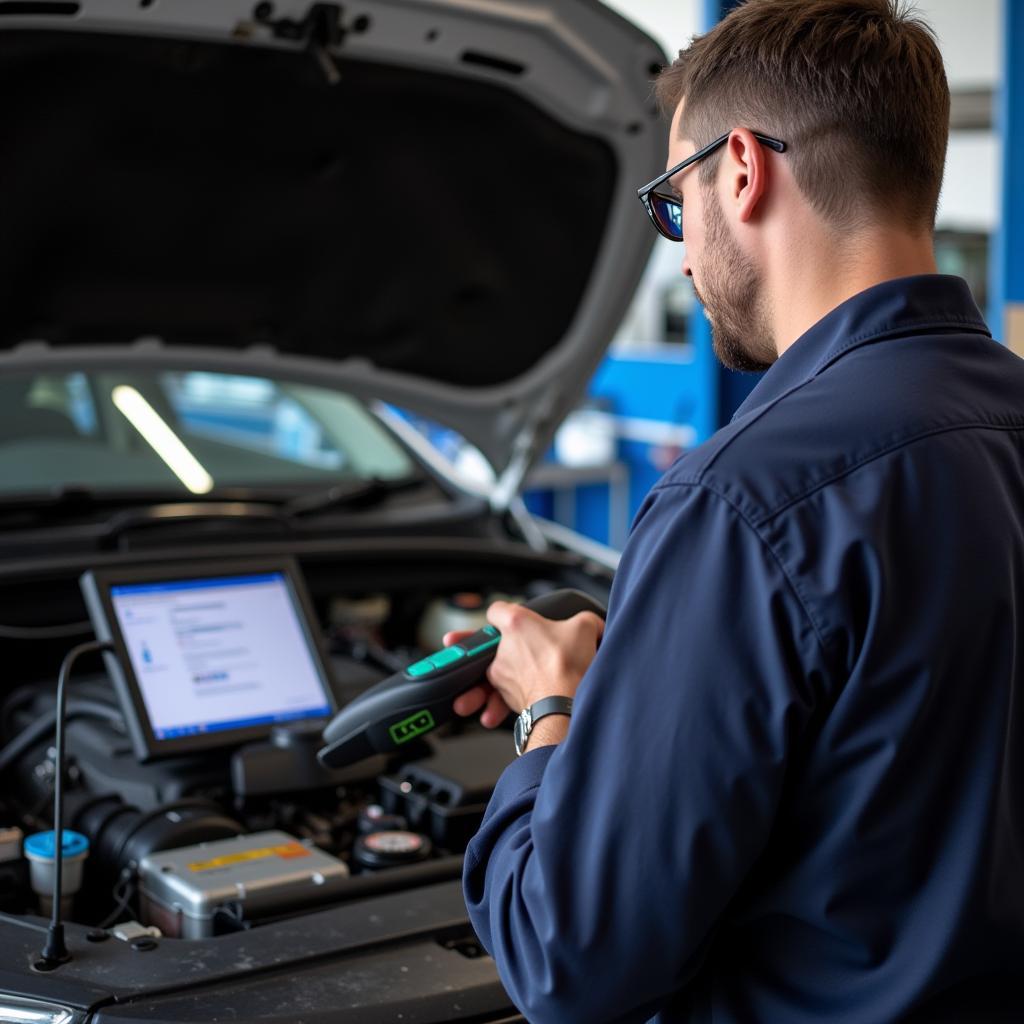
[0,995,76,1023]
[112,385,214,495]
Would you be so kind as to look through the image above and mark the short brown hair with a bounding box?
[655,0,949,230]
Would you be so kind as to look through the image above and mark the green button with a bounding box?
[406,659,436,678]
[466,636,501,657]
[429,646,467,669]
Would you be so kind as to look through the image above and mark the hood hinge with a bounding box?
[252,2,371,84]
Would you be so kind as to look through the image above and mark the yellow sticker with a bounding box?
[188,841,311,872]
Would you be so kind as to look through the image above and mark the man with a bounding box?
[451,1,1024,1021]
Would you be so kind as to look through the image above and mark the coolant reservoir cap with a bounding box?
[352,830,431,871]
[24,830,89,862]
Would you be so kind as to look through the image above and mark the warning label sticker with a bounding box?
[188,841,311,872]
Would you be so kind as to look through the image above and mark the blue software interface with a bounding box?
[109,572,331,740]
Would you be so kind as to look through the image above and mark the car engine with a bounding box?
[0,568,591,944]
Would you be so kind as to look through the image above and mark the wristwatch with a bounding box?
[513,696,574,756]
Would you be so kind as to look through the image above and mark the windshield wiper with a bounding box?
[101,501,292,548]
[282,476,423,519]
[0,479,424,540]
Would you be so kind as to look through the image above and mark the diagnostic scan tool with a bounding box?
[80,559,336,761]
[319,588,606,769]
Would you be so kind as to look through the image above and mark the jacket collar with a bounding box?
[732,275,990,422]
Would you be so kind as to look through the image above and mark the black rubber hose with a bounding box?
[1,685,39,734]
[0,700,123,775]
[0,621,93,640]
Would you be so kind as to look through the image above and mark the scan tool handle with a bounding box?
[317,589,606,769]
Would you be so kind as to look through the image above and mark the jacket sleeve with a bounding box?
[463,481,830,1023]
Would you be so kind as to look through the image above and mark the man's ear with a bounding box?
[725,128,768,224]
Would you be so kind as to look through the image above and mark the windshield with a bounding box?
[0,370,415,496]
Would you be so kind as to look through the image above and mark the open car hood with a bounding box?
[0,0,664,499]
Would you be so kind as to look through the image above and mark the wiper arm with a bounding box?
[282,476,422,519]
[0,486,233,517]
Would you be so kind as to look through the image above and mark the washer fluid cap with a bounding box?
[25,829,89,861]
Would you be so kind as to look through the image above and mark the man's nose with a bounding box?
[681,255,693,278]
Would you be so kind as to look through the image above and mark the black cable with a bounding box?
[39,640,113,968]
[96,870,135,931]
[0,621,93,640]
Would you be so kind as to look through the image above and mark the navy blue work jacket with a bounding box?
[464,276,1024,1023]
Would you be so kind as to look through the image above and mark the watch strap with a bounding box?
[529,696,574,724]
[515,696,574,756]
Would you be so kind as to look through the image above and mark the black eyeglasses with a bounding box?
[637,132,787,242]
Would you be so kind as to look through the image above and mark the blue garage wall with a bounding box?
[991,0,1020,341]
[523,342,761,547]
[589,352,712,515]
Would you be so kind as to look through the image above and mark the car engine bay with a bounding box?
[0,540,611,953]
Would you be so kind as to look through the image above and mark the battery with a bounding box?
[138,830,350,939]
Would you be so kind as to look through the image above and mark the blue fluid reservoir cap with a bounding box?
[24,830,89,861]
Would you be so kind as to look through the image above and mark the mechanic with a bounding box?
[448,1,1024,1021]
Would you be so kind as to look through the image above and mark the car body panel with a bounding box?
[0,0,665,492]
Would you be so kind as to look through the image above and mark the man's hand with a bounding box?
[447,601,604,745]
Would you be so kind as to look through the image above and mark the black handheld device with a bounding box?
[318,589,606,769]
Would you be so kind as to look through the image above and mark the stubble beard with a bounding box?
[692,188,776,373]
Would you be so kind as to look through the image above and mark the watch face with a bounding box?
[513,712,527,756]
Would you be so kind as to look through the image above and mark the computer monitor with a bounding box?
[81,559,336,761]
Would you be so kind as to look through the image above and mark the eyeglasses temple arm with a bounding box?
[637,132,786,197]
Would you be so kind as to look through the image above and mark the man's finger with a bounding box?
[487,600,542,633]
[453,684,489,717]
[571,610,606,644]
[443,629,477,647]
[481,689,511,729]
